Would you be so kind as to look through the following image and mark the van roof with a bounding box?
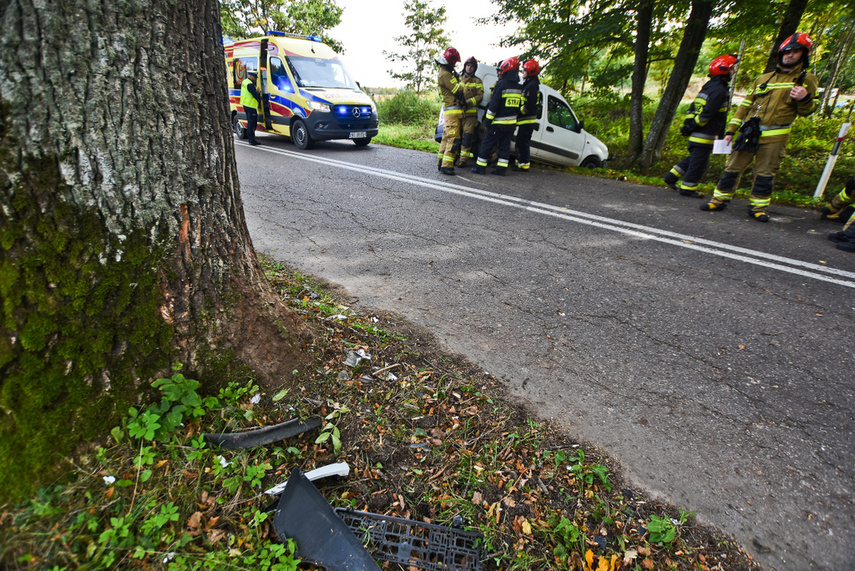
[230,34,339,60]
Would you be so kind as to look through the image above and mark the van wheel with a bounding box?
[353,137,371,147]
[234,115,247,139]
[292,119,314,150]
[580,156,602,169]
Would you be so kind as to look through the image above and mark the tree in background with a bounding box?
[0,0,311,501]
[638,0,716,167]
[384,0,451,94]
[220,0,343,51]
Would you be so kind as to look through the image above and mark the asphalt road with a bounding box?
[235,135,855,570]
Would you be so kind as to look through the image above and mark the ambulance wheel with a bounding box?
[292,119,314,150]
[580,156,602,169]
[233,115,247,140]
[353,137,371,147]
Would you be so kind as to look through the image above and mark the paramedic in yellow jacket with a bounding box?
[437,47,463,175]
[701,33,818,222]
[457,57,484,168]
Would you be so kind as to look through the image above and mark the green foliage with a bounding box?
[569,449,611,491]
[0,373,303,570]
[377,90,441,125]
[383,0,450,93]
[545,515,585,562]
[220,0,344,51]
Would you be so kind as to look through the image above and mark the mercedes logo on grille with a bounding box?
[351,107,361,118]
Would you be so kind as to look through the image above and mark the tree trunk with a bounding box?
[639,0,715,168]
[763,0,810,73]
[820,22,855,117]
[628,0,654,161]
[0,0,311,500]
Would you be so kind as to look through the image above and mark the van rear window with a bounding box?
[287,57,357,89]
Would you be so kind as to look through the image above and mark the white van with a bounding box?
[437,65,609,168]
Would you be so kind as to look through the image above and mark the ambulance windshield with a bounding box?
[287,57,358,89]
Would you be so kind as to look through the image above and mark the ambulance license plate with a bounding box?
[349,131,367,139]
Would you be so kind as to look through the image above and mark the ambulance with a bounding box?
[225,32,379,149]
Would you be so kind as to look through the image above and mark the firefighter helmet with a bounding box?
[438,47,461,67]
[778,32,812,67]
[464,57,478,71]
[708,54,737,77]
[522,59,541,77]
[499,57,520,74]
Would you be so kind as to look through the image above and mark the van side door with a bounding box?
[531,93,587,167]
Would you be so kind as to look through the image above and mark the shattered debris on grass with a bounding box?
[0,260,760,570]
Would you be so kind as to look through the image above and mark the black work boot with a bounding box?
[440,166,456,176]
[471,166,486,175]
[748,206,769,223]
[663,173,679,191]
[491,166,507,176]
[700,201,728,211]
[679,188,703,198]
[837,241,855,253]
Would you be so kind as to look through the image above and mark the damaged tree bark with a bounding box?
[0,0,311,500]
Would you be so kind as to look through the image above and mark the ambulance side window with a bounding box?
[547,95,578,132]
[233,57,258,85]
[269,57,293,93]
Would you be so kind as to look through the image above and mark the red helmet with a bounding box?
[778,32,812,66]
[499,57,520,74]
[440,47,460,67]
[708,54,737,76]
[522,59,541,77]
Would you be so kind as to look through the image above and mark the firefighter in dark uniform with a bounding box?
[457,57,485,167]
[701,33,818,222]
[820,174,855,222]
[828,193,855,253]
[437,47,462,175]
[513,59,541,172]
[472,57,522,176]
[663,55,736,197]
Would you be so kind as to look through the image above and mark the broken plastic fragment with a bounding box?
[217,455,232,468]
[102,475,116,485]
[273,468,381,570]
[265,462,351,496]
[344,352,362,367]
[202,416,322,450]
[250,393,261,404]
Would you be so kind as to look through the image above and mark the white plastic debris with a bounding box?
[217,455,232,468]
[250,393,261,404]
[103,475,116,485]
[329,314,348,320]
[344,352,362,367]
[264,462,351,496]
[356,349,372,360]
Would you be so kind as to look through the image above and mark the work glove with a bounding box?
[680,118,699,137]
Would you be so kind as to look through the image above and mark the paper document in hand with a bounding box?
[713,140,731,154]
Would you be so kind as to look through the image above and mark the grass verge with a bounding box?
[0,258,760,570]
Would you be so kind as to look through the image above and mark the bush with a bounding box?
[377,90,440,125]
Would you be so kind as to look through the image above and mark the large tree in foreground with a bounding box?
[0,0,311,500]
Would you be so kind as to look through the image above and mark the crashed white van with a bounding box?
[437,65,609,168]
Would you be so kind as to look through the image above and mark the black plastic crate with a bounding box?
[334,508,484,571]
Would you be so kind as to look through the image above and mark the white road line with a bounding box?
[242,144,855,289]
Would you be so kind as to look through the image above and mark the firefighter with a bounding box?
[437,47,463,175]
[457,57,484,168]
[241,69,262,145]
[663,54,736,197]
[513,59,541,172]
[828,196,855,253]
[820,175,855,222]
[472,57,522,176]
[701,33,819,222]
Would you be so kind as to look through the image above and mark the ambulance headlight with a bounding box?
[309,101,331,113]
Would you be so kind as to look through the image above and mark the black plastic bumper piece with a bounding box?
[202,416,322,450]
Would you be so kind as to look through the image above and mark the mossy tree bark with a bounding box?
[0,0,311,501]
